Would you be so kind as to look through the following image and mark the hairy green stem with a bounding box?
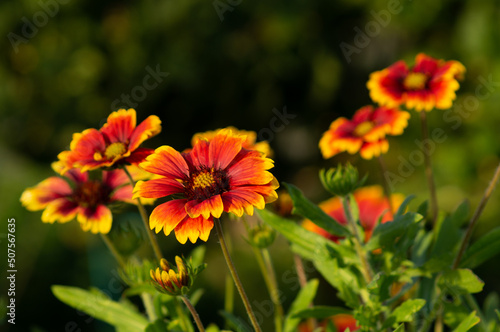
[342,196,373,284]
[123,167,163,262]
[453,161,500,269]
[100,233,127,269]
[214,218,262,332]
[181,296,205,332]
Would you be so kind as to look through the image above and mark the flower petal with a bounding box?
[77,205,113,234]
[185,194,224,219]
[208,129,244,170]
[41,198,79,223]
[21,177,73,211]
[128,115,162,151]
[133,178,184,199]
[174,216,214,244]
[149,199,188,235]
[101,108,137,143]
[140,146,190,179]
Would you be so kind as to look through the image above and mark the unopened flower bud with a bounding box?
[150,256,205,296]
[248,224,276,249]
[319,163,366,197]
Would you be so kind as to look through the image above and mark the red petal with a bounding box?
[133,178,184,199]
[140,146,190,179]
[174,216,214,244]
[149,199,188,235]
[208,129,243,170]
[101,109,136,143]
[185,195,224,219]
[128,115,162,151]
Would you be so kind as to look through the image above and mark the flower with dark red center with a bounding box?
[319,105,409,160]
[21,163,151,234]
[302,186,404,243]
[367,53,465,112]
[133,128,279,244]
[58,108,161,173]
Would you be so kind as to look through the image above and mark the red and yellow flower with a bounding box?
[133,128,279,244]
[303,186,404,242]
[21,163,150,234]
[367,53,465,112]
[298,314,359,332]
[319,105,409,160]
[58,108,161,173]
[191,126,272,157]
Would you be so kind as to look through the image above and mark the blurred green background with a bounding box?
[2,0,500,330]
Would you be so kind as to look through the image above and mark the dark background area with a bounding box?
[2,0,500,330]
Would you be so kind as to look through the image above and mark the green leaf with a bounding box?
[438,269,484,296]
[123,283,157,297]
[284,279,319,332]
[51,285,148,332]
[365,211,423,251]
[395,195,416,218]
[284,183,349,237]
[313,259,360,308]
[452,311,480,332]
[391,299,426,323]
[460,227,500,269]
[292,306,351,319]
[190,245,206,269]
[257,208,332,261]
[443,301,471,329]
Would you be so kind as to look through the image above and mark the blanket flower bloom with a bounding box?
[299,314,359,332]
[20,163,149,234]
[367,53,465,112]
[58,108,161,173]
[319,105,409,159]
[191,126,273,157]
[303,186,404,242]
[134,129,279,244]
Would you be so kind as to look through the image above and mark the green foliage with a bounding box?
[283,182,349,237]
[283,279,319,332]
[51,286,149,332]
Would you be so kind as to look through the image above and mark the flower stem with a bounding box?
[100,233,127,269]
[181,295,205,332]
[453,161,500,269]
[214,218,262,332]
[123,167,163,262]
[293,254,308,288]
[420,111,439,223]
[241,218,283,332]
[342,196,373,284]
[175,297,193,332]
[377,155,395,214]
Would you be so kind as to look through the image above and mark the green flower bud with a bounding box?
[319,163,366,197]
[247,224,276,249]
